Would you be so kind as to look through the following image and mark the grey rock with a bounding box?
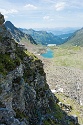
[0,13,5,25]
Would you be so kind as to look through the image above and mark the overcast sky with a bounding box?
[0,0,83,29]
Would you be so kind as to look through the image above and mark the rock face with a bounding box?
[0,13,5,25]
[0,13,79,125]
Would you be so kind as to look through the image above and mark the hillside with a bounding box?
[19,28,64,45]
[40,46,83,125]
[63,28,83,46]
[58,33,73,40]
[0,13,79,125]
[5,21,36,44]
[5,21,47,56]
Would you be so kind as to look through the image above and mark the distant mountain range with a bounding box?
[5,21,83,47]
[5,21,66,46]
[5,21,36,44]
[19,28,65,45]
[63,28,83,46]
[35,27,78,35]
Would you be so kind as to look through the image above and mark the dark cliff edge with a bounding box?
[0,13,79,125]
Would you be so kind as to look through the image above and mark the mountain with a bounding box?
[19,28,64,45]
[5,21,36,44]
[63,28,83,46]
[58,33,73,40]
[33,27,78,35]
[0,13,78,125]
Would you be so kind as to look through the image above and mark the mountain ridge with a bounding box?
[19,28,65,45]
[62,28,83,46]
[5,21,37,44]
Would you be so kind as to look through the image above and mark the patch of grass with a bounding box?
[0,53,20,76]
[43,101,76,125]
[0,86,2,94]
[52,46,83,69]
[43,118,57,125]
[0,62,7,76]
[0,36,2,40]
[16,47,27,60]
[15,109,28,119]
[54,103,65,120]
[24,50,38,61]
[55,93,83,125]
[16,45,38,61]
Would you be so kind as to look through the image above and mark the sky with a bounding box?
[0,0,83,29]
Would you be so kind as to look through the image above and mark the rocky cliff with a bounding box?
[0,13,79,125]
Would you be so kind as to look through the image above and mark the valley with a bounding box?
[0,13,83,125]
[19,39,83,124]
[0,0,83,124]
[38,46,83,125]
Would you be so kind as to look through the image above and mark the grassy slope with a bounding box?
[52,46,83,70]
[56,93,83,125]
[41,45,83,125]
[63,28,83,47]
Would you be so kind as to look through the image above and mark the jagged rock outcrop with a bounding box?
[0,13,5,25]
[0,13,79,125]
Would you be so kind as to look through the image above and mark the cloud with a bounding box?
[55,2,66,11]
[0,8,18,15]
[24,4,37,10]
[0,8,18,20]
[43,16,54,21]
[42,0,55,3]
[43,16,50,20]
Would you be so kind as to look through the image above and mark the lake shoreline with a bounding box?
[41,49,54,58]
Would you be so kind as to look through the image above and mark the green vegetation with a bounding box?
[0,53,20,75]
[0,86,2,94]
[20,28,63,45]
[55,93,83,125]
[15,109,29,120]
[0,41,39,76]
[43,119,56,125]
[52,46,83,69]
[63,28,83,47]
[0,36,2,40]
[24,50,38,61]
[43,102,76,125]
[54,103,65,121]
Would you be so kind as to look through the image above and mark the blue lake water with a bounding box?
[41,49,54,58]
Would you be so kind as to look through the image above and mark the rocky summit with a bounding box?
[0,13,5,25]
[0,13,79,125]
